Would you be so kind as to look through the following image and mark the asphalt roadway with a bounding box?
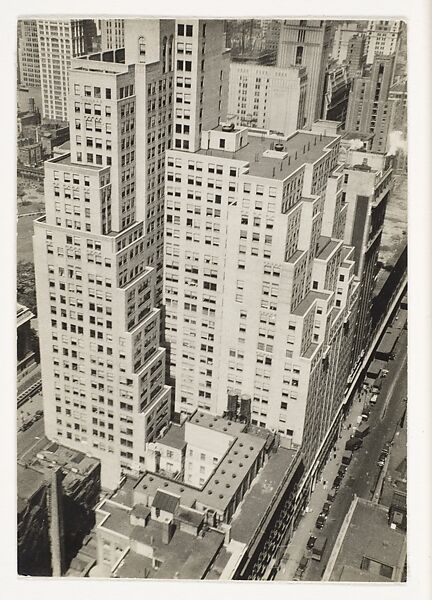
[303,328,407,581]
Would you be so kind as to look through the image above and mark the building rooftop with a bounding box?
[230,447,297,545]
[99,499,133,538]
[292,290,329,317]
[327,497,406,581]
[17,303,34,328]
[117,524,225,580]
[316,237,341,261]
[197,130,338,181]
[136,425,268,513]
[157,423,187,451]
[189,411,246,437]
[47,152,106,172]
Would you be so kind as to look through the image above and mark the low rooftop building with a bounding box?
[323,496,407,582]
[93,410,301,579]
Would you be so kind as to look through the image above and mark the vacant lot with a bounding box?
[17,177,45,263]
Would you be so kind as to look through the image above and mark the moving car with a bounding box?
[370,393,378,405]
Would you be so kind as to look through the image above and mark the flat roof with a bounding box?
[116,522,225,580]
[197,130,337,180]
[292,290,329,316]
[135,420,268,513]
[157,424,187,450]
[47,153,105,171]
[17,463,46,505]
[230,447,297,545]
[316,237,341,261]
[328,498,406,581]
[99,499,133,538]
[189,411,246,436]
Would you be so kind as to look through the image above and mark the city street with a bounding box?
[17,413,46,462]
[276,322,407,581]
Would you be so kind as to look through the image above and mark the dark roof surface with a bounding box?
[152,490,180,514]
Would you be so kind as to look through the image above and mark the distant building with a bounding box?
[323,496,406,581]
[331,21,363,64]
[18,140,43,167]
[37,19,96,121]
[277,20,332,127]
[100,19,125,50]
[322,63,351,128]
[228,62,307,135]
[38,122,70,159]
[259,20,281,54]
[345,54,396,153]
[17,303,37,384]
[93,411,303,579]
[388,79,407,135]
[17,20,41,88]
[364,20,402,65]
[345,35,366,79]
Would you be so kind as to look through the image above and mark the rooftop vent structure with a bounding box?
[221,123,235,132]
[274,143,284,151]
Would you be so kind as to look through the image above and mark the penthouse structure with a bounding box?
[227,62,307,136]
[34,20,178,490]
[345,54,396,153]
[339,146,392,366]
[37,19,96,121]
[164,119,360,477]
[93,411,303,579]
[276,20,332,127]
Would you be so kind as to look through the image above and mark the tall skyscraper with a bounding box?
[172,19,229,153]
[100,19,125,51]
[345,35,366,79]
[227,62,307,135]
[364,20,401,65]
[276,20,332,127]
[34,19,176,490]
[17,20,41,88]
[341,148,392,366]
[345,54,395,153]
[164,118,360,470]
[37,19,96,121]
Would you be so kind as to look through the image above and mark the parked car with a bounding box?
[307,535,317,550]
[321,502,331,516]
[294,556,308,578]
[338,466,347,478]
[333,475,342,489]
[315,514,326,530]
[327,490,337,502]
[377,452,387,467]
[35,409,43,417]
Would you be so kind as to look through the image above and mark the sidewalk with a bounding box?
[275,389,368,580]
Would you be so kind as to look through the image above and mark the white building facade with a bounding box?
[34,20,177,490]
[227,62,307,136]
[164,121,360,462]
